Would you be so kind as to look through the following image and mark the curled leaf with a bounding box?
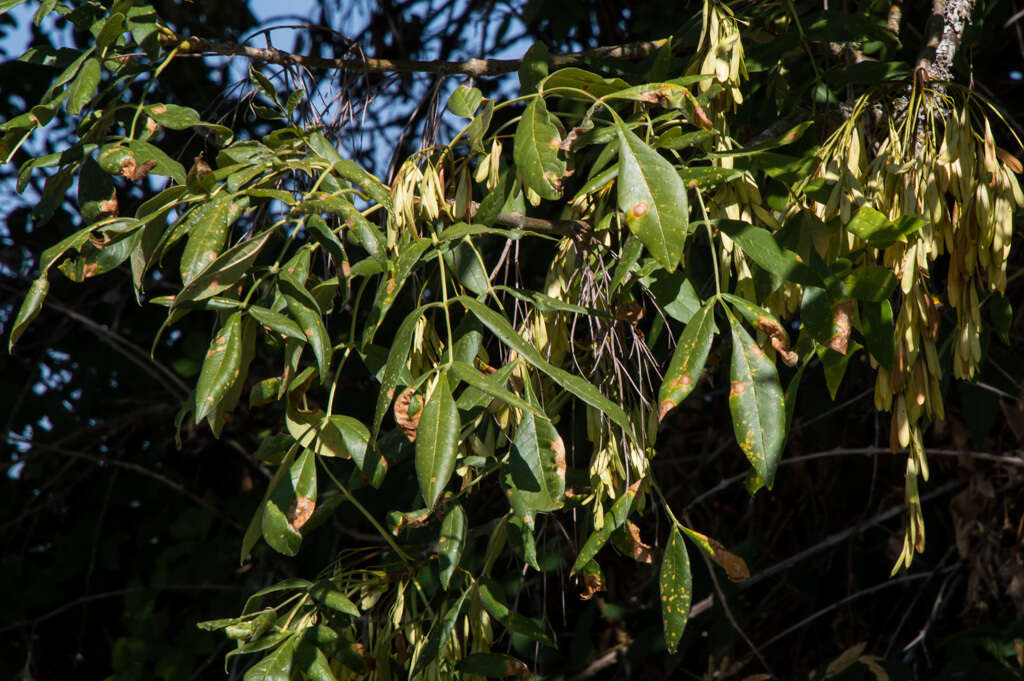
[756,315,798,366]
[827,301,854,355]
[394,386,423,442]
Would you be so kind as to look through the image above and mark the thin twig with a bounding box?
[168,35,666,77]
[9,436,243,531]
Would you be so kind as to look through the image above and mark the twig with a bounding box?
[9,436,243,531]
[168,35,666,78]
[755,567,957,651]
[566,643,629,681]
[0,584,243,634]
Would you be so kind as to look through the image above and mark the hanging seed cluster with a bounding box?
[814,90,1023,571]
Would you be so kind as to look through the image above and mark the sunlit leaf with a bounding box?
[174,228,273,307]
[195,311,243,423]
[616,124,688,271]
[438,504,467,589]
[659,302,716,420]
[660,527,692,653]
[727,312,785,489]
[415,372,460,509]
[513,97,565,200]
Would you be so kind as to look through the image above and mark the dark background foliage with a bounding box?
[2,1,1024,680]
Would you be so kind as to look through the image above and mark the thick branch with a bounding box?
[170,35,666,77]
[916,0,977,82]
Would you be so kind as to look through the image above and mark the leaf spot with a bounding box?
[631,201,650,218]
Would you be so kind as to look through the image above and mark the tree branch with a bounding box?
[168,35,667,77]
[916,0,977,83]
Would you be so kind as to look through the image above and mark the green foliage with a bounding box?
[4,0,1024,679]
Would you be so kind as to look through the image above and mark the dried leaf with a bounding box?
[394,387,423,442]
[827,301,853,355]
[756,315,797,366]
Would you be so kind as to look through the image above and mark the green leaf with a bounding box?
[539,67,629,99]
[458,297,631,434]
[262,448,316,556]
[845,204,925,247]
[248,305,306,342]
[174,229,273,307]
[77,156,116,223]
[0,0,29,16]
[309,580,359,617]
[616,125,688,272]
[413,589,469,675]
[415,372,460,509]
[180,195,247,285]
[362,237,431,344]
[67,57,100,115]
[241,445,299,563]
[990,293,1013,345]
[727,312,785,489]
[658,302,716,420]
[278,272,332,381]
[370,305,429,438]
[438,504,467,589]
[841,265,898,302]
[704,120,813,157]
[95,12,126,51]
[860,299,894,370]
[195,312,243,423]
[127,140,186,184]
[570,490,635,574]
[513,97,566,200]
[448,361,540,416]
[715,220,819,288]
[146,103,201,129]
[8,276,49,351]
[447,84,483,117]
[660,527,692,654]
[643,269,701,323]
[504,408,565,516]
[518,41,549,95]
[801,286,832,344]
[242,636,295,681]
[329,160,393,213]
[476,581,554,646]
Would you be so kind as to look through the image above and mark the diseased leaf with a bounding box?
[502,409,566,519]
[513,97,565,200]
[248,305,306,341]
[174,228,273,307]
[371,305,431,439]
[438,504,467,589]
[727,312,785,489]
[540,67,629,99]
[195,312,243,423]
[180,195,247,285]
[415,372,460,509]
[659,302,716,420]
[616,124,689,271]
[660,527,692,654]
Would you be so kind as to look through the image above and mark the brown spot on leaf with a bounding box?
[658,399,677,421]
[287,496,315,530]
[631,201,649,218]
[552,434,566,482]
[730,381,748,397]
[121,157,156,182]
[615,301,644,325]
[560,126,589,151]
[145,117,159,136]
[394,387,422,442]
[827,301,854,355]
[151,105,167,114]
[340,261,351,277]
[81,263,100,279]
